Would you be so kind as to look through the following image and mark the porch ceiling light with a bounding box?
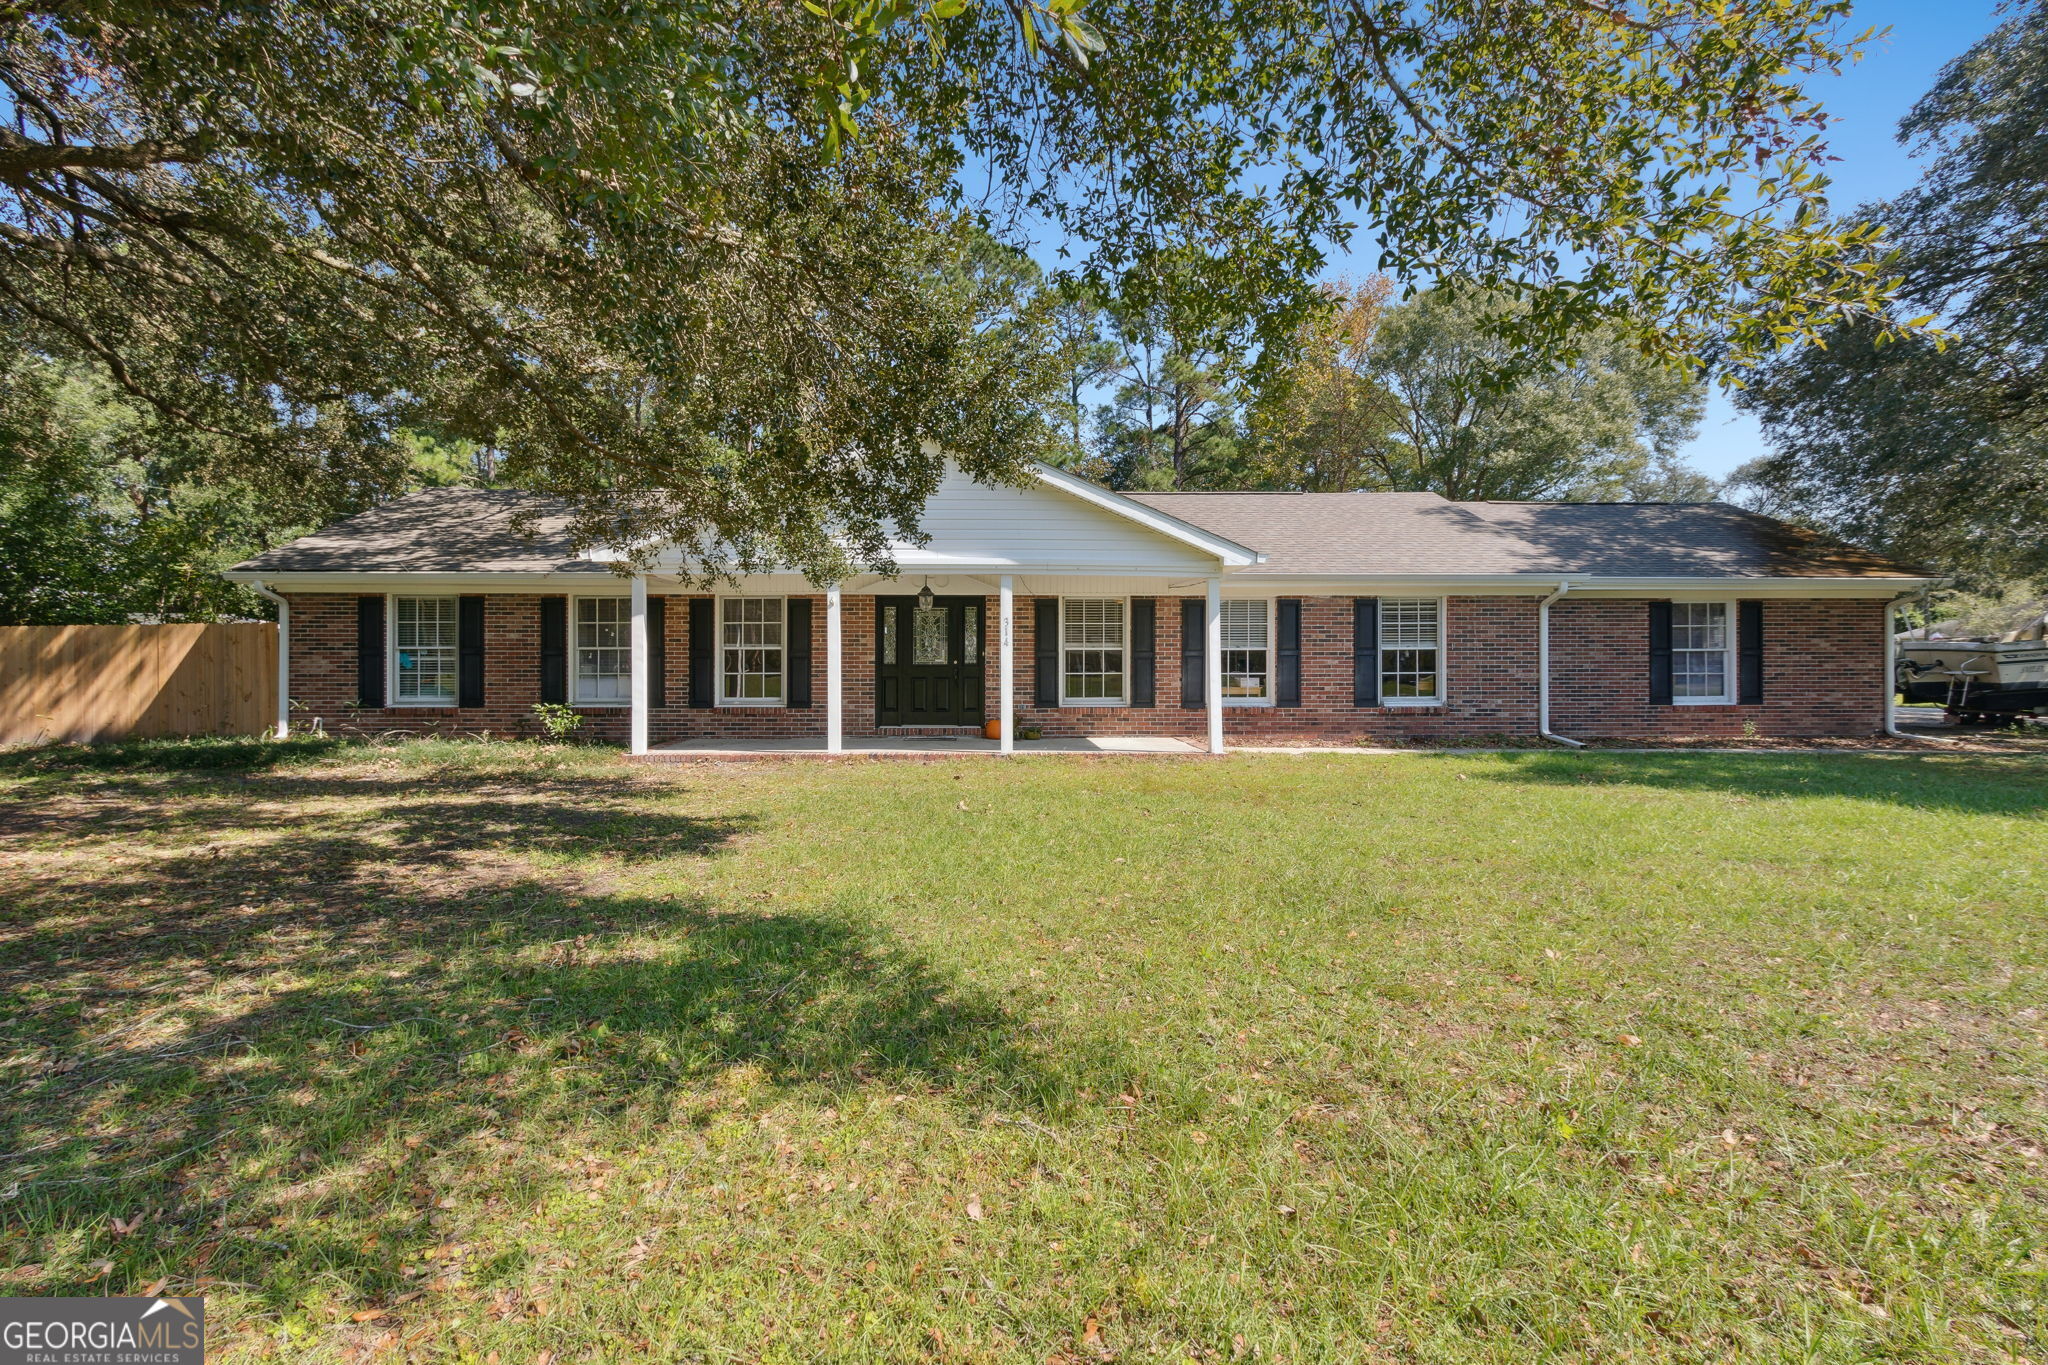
[917,579,935,611]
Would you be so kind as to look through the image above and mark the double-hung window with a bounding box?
[392,596,458,705]
[1220,600,1272,704]
[720,596,785,704]
[574,597,631,705]
[1672,602,1733,703]
[1061,598,1126,704]
[1379,598,1442,704]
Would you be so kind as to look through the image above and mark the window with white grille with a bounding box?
[1220,599,1272,703]
[1061,598,1126,703]
[574,597,631,704]
[392,596,458,704]
[720,597,785,704]
[1379,598,1441,704]
[1673,602,1732,702]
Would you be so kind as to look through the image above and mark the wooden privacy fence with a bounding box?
[0,623,278,744]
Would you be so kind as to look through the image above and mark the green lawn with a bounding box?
[1,740,2043,1363]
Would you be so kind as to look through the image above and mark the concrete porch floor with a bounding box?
[639,735,1203,758]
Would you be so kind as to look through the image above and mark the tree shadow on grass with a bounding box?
[1,771,736,866]
[1471,749,2048,817]
[0,734,349,775]
[0,771,1103,1305]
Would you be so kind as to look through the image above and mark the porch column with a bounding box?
[272,593,288,736]
[1205,575,1224,754]
[629,572,650,756]
[999,575,1015,754]
[825,582,844,753]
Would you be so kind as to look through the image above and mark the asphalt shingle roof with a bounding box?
[230,483,1926,580]
[231,487,608,576]
[1128,491,1924,579]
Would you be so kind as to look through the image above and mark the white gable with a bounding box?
[885,463,1255,574]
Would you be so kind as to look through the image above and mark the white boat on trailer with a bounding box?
[1896,614,2048,725]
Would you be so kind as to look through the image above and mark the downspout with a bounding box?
[1537,580,1586,748]
[245,580,291,739]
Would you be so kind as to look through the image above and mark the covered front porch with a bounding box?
[607,461,1264,758]
[640,733,1203,758]
[618,571,1236,756]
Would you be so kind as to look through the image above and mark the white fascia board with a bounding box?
[218,570,628,593]
[1561,575,1944,597]
[1026,462,1263,566]
[1231,573,1943,597]
[232,568,1938,597]
[888,554,1252,576]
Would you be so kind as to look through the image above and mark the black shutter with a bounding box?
[1034,598,1060,707]
[457,595,485,708]
[1738,599,1763,705]
[688,598,715,707]
[785,598,812,707]
[538,597,567,704]
[1180,598,1205,708]
[1130,599,1157,707]
[647,596,667,707]
[1276,599,1302,708]
[356,595,386,708]
[1648,600,1674,706]
[1352,597,1379,707]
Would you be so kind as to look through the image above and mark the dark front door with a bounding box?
[875,596,985,726]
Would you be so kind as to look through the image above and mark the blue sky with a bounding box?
[1316,1,2008,479]
[1589,1,2000,479]
[1663,0,2006,478]
[1031,3,2009,479]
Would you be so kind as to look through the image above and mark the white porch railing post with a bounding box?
[999,575,1015,754]
[825,583,844,753]
[1206,576,1224,754]
[629,573,650,756]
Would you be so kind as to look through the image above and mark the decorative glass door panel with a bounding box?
[875,596,986,726]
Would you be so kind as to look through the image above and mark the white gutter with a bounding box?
[1885,590,1960,744]
[244,580,292,739]
[1537,580,1586,748]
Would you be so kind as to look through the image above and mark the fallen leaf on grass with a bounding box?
[965,1196,983,1222]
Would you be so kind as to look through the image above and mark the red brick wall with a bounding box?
[282,590,1888,743]
[1549,596,1886,738]
[283,592,832,744]
[1006,595,1540,741]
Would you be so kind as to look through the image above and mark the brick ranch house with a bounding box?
[222,461,1935,754]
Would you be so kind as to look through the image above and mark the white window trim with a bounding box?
[1220,598,1276,708]
[387,593,460,708]
[716,594,789,708]
[1671,598,1738,706]
[1378,595,1448,709]
[570,594,632,708]
[1058,595,1129,707]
